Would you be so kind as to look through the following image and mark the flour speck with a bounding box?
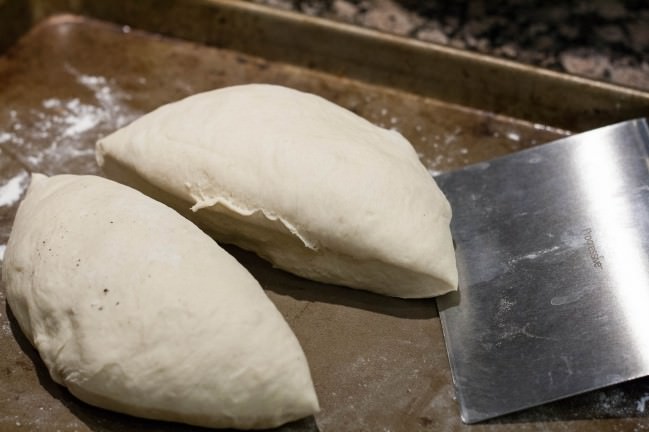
[637,393,649,413]
[0,171,29,207]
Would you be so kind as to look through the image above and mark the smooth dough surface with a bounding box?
[97,84,458,298]
[2,174,318,429]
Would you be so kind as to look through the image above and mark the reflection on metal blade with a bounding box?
[435,118,649,423]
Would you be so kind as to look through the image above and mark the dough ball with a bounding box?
[97,84,458,298]
[2,174,318,429]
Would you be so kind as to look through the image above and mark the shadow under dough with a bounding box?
[223,244,440,321]
[5,302,320,432]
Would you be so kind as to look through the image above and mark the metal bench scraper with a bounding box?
[435,118,649,423]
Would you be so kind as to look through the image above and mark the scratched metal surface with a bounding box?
[437,119,649,424]
[0,11,648,432]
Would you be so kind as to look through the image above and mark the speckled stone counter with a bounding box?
[253,0,649,90]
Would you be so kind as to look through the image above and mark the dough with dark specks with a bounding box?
[2,174,318,430]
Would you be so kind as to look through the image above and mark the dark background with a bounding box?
[253,0,649,90]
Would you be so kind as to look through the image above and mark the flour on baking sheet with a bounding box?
[0,65,140,175]
[0,172,29,207]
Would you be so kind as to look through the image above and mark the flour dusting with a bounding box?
[638,393,649,413]
[1,65,140,175]
[0,172,29,207]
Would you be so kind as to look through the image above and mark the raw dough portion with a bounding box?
[2,174,318,429]
[97,84,458,298]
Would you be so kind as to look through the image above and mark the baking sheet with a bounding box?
[0,10,648,432]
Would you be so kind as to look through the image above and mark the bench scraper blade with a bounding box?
[435,118,649,423]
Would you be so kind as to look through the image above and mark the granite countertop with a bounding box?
[253,0,649,91]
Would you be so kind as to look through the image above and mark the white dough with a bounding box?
[2,174,318,429]
[97,84,458,298]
